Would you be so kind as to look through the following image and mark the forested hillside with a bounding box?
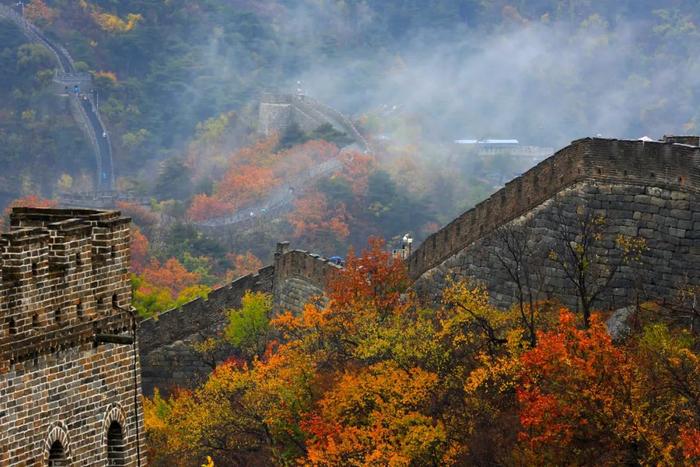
[3,0,700,317]
[2,0,700,194]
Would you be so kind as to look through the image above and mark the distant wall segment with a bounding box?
[138,243,339,396]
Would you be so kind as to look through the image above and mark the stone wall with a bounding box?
[138,243,339,396]
[258,93,371,152]
[0,208,145,466]
[139,267,274,395]
[408,137,700,281]
[411,137,700,312]
[272,242,340,313]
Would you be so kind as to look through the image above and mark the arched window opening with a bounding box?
[33,313,39,328]
[112,294,119,311]
[8,318,16,335]
[76,302,84,321]
[76,252,82,267]
[107,421,126,466]
[32,261,38,277]
[48,440,67,466]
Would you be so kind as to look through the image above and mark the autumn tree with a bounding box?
[492,224,547,346]
[187,194,233,222]
[24,0,57,24]
[517,309,700,465]
[142,258,201,297]
[224,291,273,361]
[116,201,159,232]
[547,202,646,327]
[224,251,263,281]
[130,226,149,274]
[287,192,349,251]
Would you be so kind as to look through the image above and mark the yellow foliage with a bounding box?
[92,12,142,33]
[94,70,118,83]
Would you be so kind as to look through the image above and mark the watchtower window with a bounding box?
[110,246,116,259]
[97,297,105,312]
[54,308,61,324]
[33,313,39,328]
[678,176,685,185]
[107,421,126,466]
[112,294,119,311]
[8,318,16,335]
[650,172,656,178]
[76,302,84,321]
[76,252,82,267]
[32,262,38,277]
[48,440,67,466]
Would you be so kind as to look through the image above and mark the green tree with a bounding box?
[224,291,273,360]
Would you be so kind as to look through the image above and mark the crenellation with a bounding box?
[0,207,145,466]
[408,137,700,279]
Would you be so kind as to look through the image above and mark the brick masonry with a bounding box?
[0,208,145,466]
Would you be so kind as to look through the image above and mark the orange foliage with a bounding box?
[681,428,700,461]
[94,70,118,84]
[303,362,447,465]
[517,310,632,463]
[339,151,375,196]
[187,194,234,222]
[327,237,408,316]
[24,0,57,24]
[142,258,200,297]
[216,164,278,209]
[225,251,263,281]
[516,309,700,465]
[227,135,279,167]
[130,226,149,274]
[287,192,349,244]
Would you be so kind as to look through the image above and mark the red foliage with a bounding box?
[287,192,349,243]
[327,237,409,317]
[130,226,149,274]
[516,310,633,463]
[187,194,234,222]
[217,164,278,209]
[142,258,201,296]
[338,151,375,196]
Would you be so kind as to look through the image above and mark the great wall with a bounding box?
[138,242,339,395]
[0,208,144,465]
[1,135,699,462]
[137,135,700,395]
[0,2,114,191]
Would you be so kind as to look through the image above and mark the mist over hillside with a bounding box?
[1,0,699,192]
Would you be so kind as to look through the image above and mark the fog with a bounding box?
[279,12,698,148]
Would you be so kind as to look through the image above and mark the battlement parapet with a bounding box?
[139,243,340,394]
[273,242,341,290]
[408,137,700,279]
[0,208,132,367]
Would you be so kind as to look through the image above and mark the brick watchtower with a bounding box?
[0,208,145,465]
